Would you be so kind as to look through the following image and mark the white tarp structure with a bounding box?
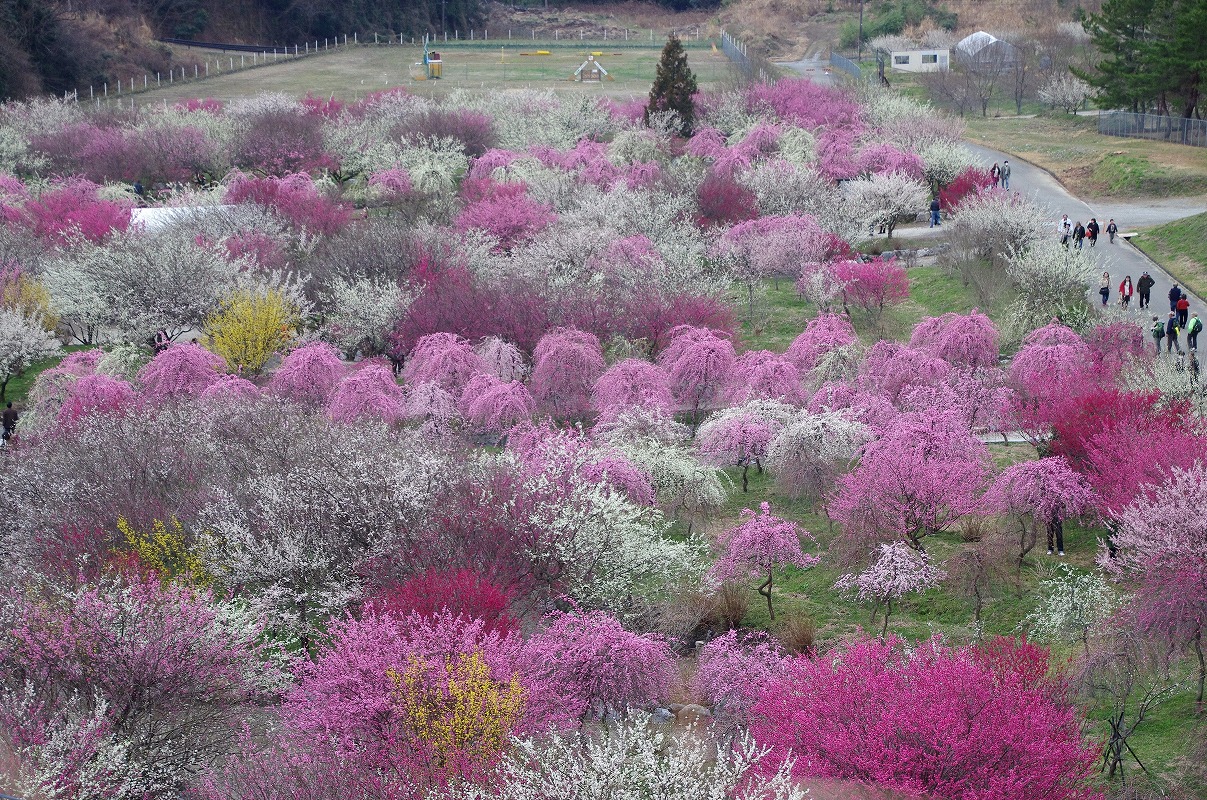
[131,205,246,233]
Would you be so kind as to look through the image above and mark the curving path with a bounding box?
[962,142,1204,314]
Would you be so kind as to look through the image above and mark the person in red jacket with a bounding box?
[1118,275,1133,309]
[1177,295,1190,328]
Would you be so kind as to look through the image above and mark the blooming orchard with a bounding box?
[0,74,1195,800]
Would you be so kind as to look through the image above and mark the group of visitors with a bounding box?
[1108,272,1153,309]
[1148,282,1203,380]
[990,160,1011,190]
[1059,215,1116,249]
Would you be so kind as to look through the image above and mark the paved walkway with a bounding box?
[775,56,836,87]
[963,142,1204,313]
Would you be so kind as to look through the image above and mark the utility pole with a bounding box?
[858,0,864,62]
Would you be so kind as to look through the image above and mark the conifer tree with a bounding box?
[646,35,698,135]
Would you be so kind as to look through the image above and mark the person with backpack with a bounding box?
[1106,219,1118,243]
[1137,272,1155,309]
[1119,275,1133,309]
[1151,315,1166,355]
[1170,283,1183,312]
[1176,296,1190,328]
[1166,312,1182,354]
[1188,311,1202,351]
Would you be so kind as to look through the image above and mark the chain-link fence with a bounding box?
[1098,111,1207,148]
[721,30,773,83]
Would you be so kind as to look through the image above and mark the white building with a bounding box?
[888,48,950,73]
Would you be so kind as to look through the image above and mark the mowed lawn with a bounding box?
[125,42,736,104]
[1134,211,1207,301]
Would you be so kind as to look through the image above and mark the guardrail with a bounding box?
[1098,110,1207,148]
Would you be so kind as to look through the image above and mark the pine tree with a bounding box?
[646,35,698,135]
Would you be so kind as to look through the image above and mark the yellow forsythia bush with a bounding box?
[388,650,526,767]
[117,516,211,587]
[205,289,297,375]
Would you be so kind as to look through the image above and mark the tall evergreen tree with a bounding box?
[646,34,698,136]
[1081,0,1206,117]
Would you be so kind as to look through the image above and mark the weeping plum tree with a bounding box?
[834,541,946,638]
[709,502,818,621]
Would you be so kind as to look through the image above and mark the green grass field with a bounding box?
[1134,211,1207,301]
[124,42,735,105]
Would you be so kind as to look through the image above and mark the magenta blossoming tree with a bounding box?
[328,363,406,424]
[403,332,487,395]
[692,629,789,727]
[724,350,805,406]
[137,344,225,404]
[830,412,991,553]
[709,502,819,620]
[909,310,1000,373]
[834,541,947,637]
[268,342,345,406]
[57,374,137,427]
[785,313,858,375]
[523,609,677,721]
[833,257,910,327]
[1109,464,1207,712]
[657,326,737,431]
[752,635,1101,800]
[0,574,278,798]
[454,179,556,252]
[986,457,1097,570]
[461,373,537,442]
[530,327,605,419]
[591,358,675,422]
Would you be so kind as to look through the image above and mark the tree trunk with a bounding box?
[881,597,891,639]
[758,566,774,621]
[741,463,749,493]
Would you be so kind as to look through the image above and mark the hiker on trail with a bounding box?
[1152,315,1166,355]
[1170,283,1183,312]
[1119,275,1133,309]
[1058,214,1072,247]
[1072,221,1086,250]
[1166,312,1182,354]
[1099,272,1111,307]
[1,402,16,442]
[929,197,941,228]
[1191,350,1201,385]
[1087,218,1100,247]
[1001,160,1011,189]
[1188,311,1202,350]
[1176,296,1190,328]
[1106,219,1118,244]
[1137,272,1155,309]
[991,162,1001,186]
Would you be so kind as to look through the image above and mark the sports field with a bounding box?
[128,42,736,104]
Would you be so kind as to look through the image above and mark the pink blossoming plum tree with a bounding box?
[327,363,406,424]
[834,541,947,637]
[137,344,225,404]
[530,327,605,419]
[591,358,675,422]
[987,457,1097,571]
[709,502,819,620]
[657,326,736,431]
[268,342,345,406]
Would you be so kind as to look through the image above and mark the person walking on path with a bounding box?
[1073,221,1086,250]
[1058,214,1072,247]
[1137,272,1155,309]
[1106,219,1118,244]
[1152,316,1167,355]
[1191,350,1201,385]
[991,162,1001,186]
[1,402,16,443]
[1166,312,1182,354]
[1001,159,1011,189]
[1170,283,1183,313]
[1087,218,1100,248]
[1176,296,1190,328]
[1099,272,1111,307]
[929,197,941,228]
[1188,312,1202,351]
[1119,275,1133,309]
